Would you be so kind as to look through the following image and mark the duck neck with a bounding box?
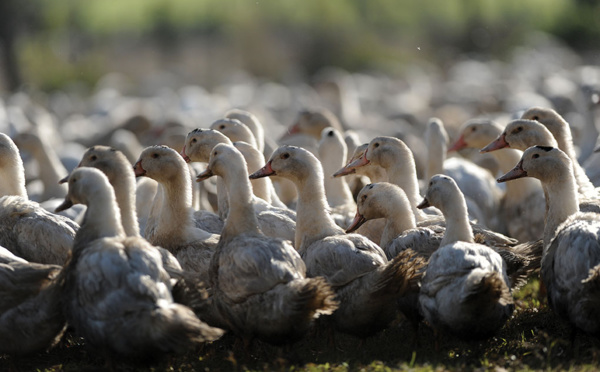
[380,201,416,249]
[216,177,229,220]
[77,189,125,248]
[294,170,344,251]
[220,163,261,239]
[382,153,427,221]
[492,149,541,204]
[439,194,474,246]
[0,163,27,198]
[553,124,596,198]
[543,170,579,251]
[111,173,140,237]
[156,169,196,238]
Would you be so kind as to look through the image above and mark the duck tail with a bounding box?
[300,276,339,317]
[463,271,513,307]
[372,248,427,297]
[147,304,225,354]
[495,239,543,290]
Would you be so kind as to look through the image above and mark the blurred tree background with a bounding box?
[0,0,599,93]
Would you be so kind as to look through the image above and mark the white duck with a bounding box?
[195,143,337,343]
[417,175,514,339]
[0,133,77,265]
[0,247,66,355]
[345,136,517,246]
[134,145,220,280]
[250,145,426,338]
[181,128,296,238]
[64,145,183,277]
[482,118,600,213]
[317,127,356,228]
[498,146,600,334]
[211,118,287,208]
[224,108,265,153]
[425,118,502,230]
[332,143,386,245]
[55,167,223,359]
[449,119,545,242]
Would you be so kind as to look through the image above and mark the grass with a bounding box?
[2,278,600,371]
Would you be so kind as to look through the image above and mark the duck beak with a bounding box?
[448,135,468,152]
[180,145,191,163]
[345,211,367,233]
[497,160,527,183]
[196,168,214,182]
[249,161,275,179]
[332,164,356,178]
[133,160,146,177]
[480,133,509,153]
[417,198,430,209]
[55,197,74,213]
[344,149,370,171]
[58,174,69,184]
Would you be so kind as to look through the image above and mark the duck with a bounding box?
[134,145,220,281]
[331,143,386,245]
[449,119,545,242]
[55,167,223,359]
[224,108,265,153]
[0,246,66,355]
[317,127,356,228]
[417,175,514,339]
[345,136,517,246]
[284,108,345,139]
[250,145,426,338]
[211,118,288,209]
[197,142,296,243]
[348,181,541,287]
[194,143,337,343]
[425,118,503,230]
[481,117,598,199]
[181,128,296,237]
[498,146,600,334]
[481,118,600,213]
[0,133,77,265]
[62,145,184,277]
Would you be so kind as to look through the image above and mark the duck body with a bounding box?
[199,144,337,344]
[498,145,600,334]
[419,242,513,338]
[250,145,425,338]
[542,212,600,333]
[417,175,514,338]
[0,195,76,265]
[0,250,66,354]
[59,167,223,359]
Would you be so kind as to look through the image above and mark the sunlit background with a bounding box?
[2,0,599,92]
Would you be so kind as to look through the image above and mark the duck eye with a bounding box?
[514,127,523,134]
[191,138,197,144]
[281,153,290,159]
[327,130,334,137]
[152,153,159,159]
[532,154,539,159]
[429,181,433,187]
[533,116,539,121]
[214,151,218,156]
[90,155,97,161]
[472,127,477,132]
[362,194,368,201]
[374,143,380,148]
[219,125,226,130]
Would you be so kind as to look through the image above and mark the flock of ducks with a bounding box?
[1,85,600,364]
